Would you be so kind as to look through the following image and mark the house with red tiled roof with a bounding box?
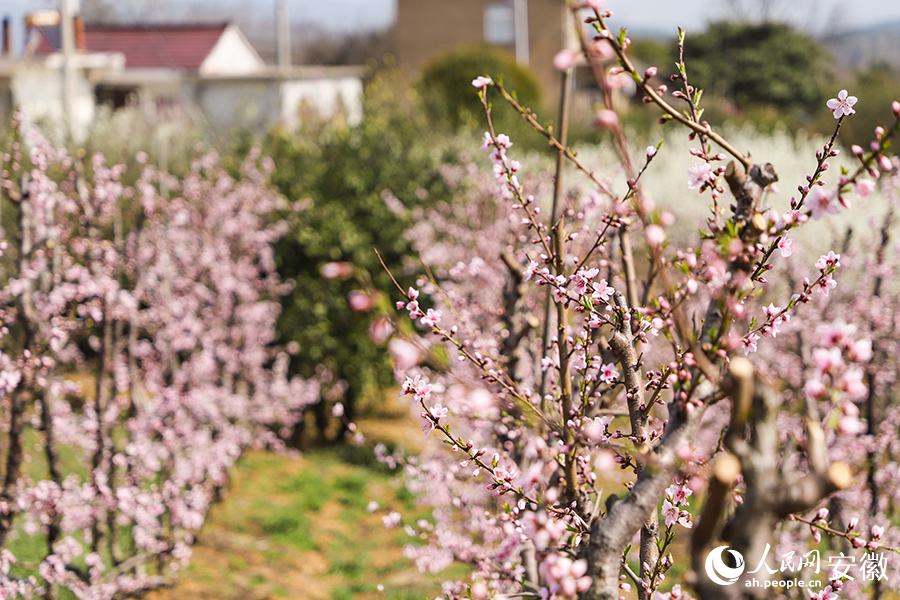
[32,21,264,75]
[0,11,363,140]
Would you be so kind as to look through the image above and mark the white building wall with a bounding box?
[280,76,363,129]
[200,25,265,76]
[9,61,95,142]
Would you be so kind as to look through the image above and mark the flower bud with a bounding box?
[553,48,579,71]
[593,109,620,130]
[645,224,665,247]
[589,38,615,60]
[893,100,900,117]
[879,154,893,172]
[644,66,658,79]
[851,144,864,157]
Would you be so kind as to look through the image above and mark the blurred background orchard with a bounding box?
[1,0,900,598]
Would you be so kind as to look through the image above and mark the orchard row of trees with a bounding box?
[0,117,318,596]
[2,2,900,600]
[376,3,900,600]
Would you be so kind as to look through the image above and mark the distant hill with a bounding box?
[822,21,900,69]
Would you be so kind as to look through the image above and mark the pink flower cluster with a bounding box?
[0,122,318,597]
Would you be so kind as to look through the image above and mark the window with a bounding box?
[484,3,514,46]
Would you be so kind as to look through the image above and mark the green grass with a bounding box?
[146,441,462,600]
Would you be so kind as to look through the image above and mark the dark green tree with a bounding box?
[682,21,833,116]
[251,69,463,445]
[418,45,545,151]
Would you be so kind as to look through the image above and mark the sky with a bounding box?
[283,0,900,34]
[3,0,900,45]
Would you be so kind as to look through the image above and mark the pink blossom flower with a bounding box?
[819,274,837,296]
[826,90,858,119]
[471,76,493,89]
[571,351,588,371]
[809,585,839,600]
[420,414,436,435]
[855,179,875,198]
[662,499,692,528]
[849,338,873,362]
[320,261,353,279]
[652,585,684,600]
[368,317,394,344]
[591,280,614,303]
[599,363,618,384]
[551,275,569,304]
[808,187,840,220]
[777,236,793,258]
[405,299,423,319]
[421,307,442,327]
[666,483,693,506]
[348,290,376,312]
[399,374,431,400]
[743,333,760,355]
[817,319,857,347]
[570,267,599,295]
[815,251,841,271]
[390,339,424,370]
[539,554,592,599]
[837,415,867,435]
[382,511,402,528]
[687,162,713,189]
[582,415,613,444]
[812,346,843,375]
[803,377,827,399]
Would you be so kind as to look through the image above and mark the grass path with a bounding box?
[147,399,455,600]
